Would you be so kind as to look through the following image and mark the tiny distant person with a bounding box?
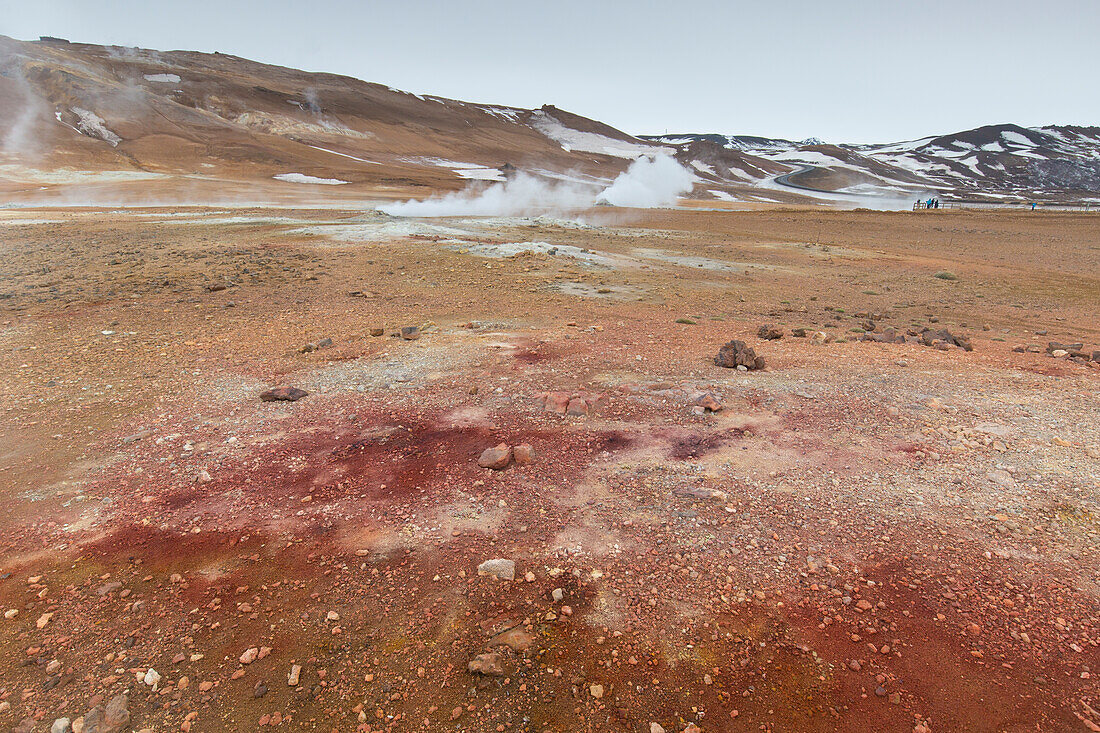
[934,199,940,209]
[1031,202,1037,211]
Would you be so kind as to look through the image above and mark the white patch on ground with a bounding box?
[528,111,670,159]
[708,189,739,201]
[0,218,65,226]
[305,145,380,164]
[288,221,476,244]
[483,107,521,122]
[0,165,166,184]
[1000,131,1034,147]
[632,247,748,272]
[273,173,349,185]
[455,168,506,181]
[691,160,716,175]
[446,240,617,266]
[143,73,181,83]
[71,108,121,146]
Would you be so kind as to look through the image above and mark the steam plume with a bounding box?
[380,155,696,217]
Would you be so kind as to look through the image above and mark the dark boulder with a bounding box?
[714,340,765,370]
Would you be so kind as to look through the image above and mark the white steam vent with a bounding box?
[380,155,695,217]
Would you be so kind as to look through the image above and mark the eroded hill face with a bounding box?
[6,35,1098,210]
[0,35,688,204]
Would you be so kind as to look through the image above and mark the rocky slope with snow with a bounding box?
[644,125,1100,203]
[2,34,1097,206]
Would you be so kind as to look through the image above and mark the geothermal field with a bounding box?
[0,34,1099,733]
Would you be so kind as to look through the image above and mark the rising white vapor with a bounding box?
[379,155,696,217]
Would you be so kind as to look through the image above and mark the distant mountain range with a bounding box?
[642,126,1100,203]
[1,34,1096,205]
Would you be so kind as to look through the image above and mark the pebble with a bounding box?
[478,558,515,581]
[478,443,513,470]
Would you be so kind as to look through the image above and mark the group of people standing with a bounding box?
[916,197,941,210]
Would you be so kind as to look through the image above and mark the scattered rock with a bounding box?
[535,391,606,416]
[488,627,535,652]
[369,327,384,337]
[919,328,973,351]
[513,443,535,464]
[400,326,420,340]
[468,650,507,676]
[143,668,161,686]
[81,693,129,733]
[714,339,765,370]
[52,719,72,733]
[287,664,302,687]
[477,443,513,470]
[478,558,516,580]
[589,683,604,699]
[240,647,259,665]
[260,386,308,402]
[695,393,722,413]
[757,324,784,340]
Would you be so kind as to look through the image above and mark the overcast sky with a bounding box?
[2,0,1096,143]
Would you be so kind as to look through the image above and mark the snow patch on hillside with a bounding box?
[71,108,121,146]
[529,112,669,159]
[273,173,349,185]
[143,73,181,83]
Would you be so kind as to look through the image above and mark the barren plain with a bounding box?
[0,203,1097,732]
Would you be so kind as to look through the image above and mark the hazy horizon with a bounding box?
[2,0,1096,143]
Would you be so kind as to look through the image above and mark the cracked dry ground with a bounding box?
[0,206,1098,732]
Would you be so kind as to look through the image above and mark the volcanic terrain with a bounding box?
[0,35,1098,733]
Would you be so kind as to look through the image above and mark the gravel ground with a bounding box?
[0,206,1097,732]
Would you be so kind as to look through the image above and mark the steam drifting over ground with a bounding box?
[595,154,696,207]
[379,156,696,217]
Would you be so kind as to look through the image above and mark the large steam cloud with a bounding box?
[380,155,695,217]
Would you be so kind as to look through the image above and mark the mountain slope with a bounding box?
[0,35,677,202]
[2,35,1097,206]
[644,124,1100,203]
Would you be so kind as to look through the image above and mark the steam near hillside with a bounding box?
[381,156,696,217]
[1,34,1098,208]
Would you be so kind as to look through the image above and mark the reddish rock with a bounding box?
[757,324,784,340]
[714,340,765,370]
[468,650,507,676]
[260,386,309,402]
[566,398,589,416]
[695,393,722,412]
[542,391,571,414]
[513,443,535,464]
[478,443,513,470]
[401,326,420,340]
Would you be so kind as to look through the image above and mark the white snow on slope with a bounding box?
[273,173,349,185]
[305,145,380,164]
[71,108,121,146]
[529,111,669,159]
[408,157,506,182]
[143,73,181,83]
[691,160,716,176]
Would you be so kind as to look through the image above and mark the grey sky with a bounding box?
[2,0,1096,143]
